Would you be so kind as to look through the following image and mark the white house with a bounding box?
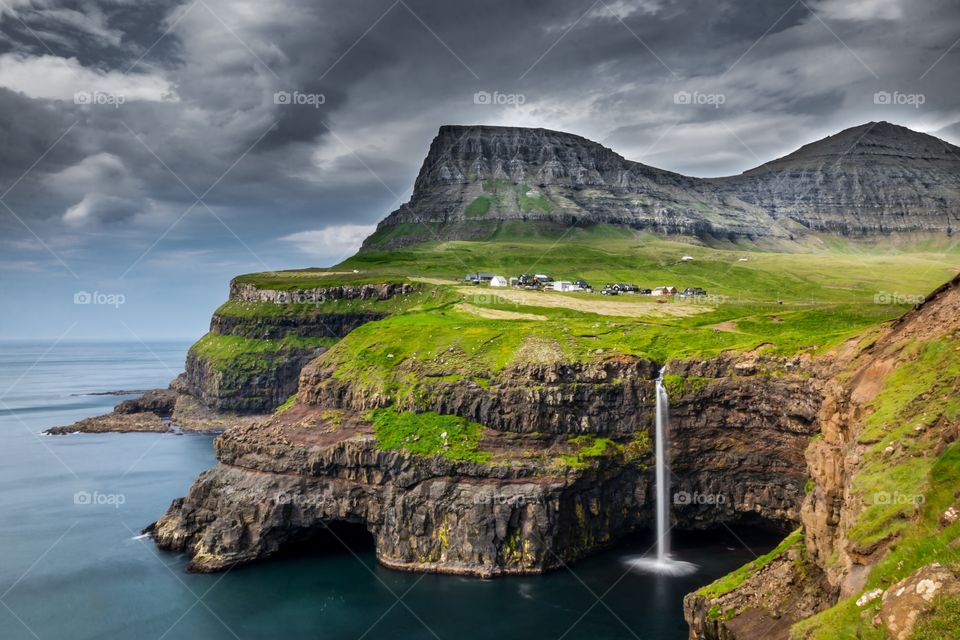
[552,281,577,292]
[490,275,508,287]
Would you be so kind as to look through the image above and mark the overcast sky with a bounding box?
[0,0,958,340]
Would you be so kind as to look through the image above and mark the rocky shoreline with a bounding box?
[46,387,267,435]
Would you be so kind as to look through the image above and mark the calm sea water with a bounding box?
[0,341,776,640]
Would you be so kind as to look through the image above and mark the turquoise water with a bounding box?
[0,341,776,640]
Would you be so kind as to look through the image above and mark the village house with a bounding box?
[652,286,678,296]
[489,275,508,287]
[552,281,578,292]
[465,272,496,284]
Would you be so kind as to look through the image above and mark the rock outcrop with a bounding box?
[683,531,834,640]
[150,406,650,576]
[180,281,421,414]
[879,563,960,640]
[48,281,423,433]
[363,122,960,249]
[46,388,179,434]
[150,352,820,575]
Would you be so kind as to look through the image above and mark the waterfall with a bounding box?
[623,366,697,576]
[655,366,671,562]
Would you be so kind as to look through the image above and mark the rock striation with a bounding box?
[150,352,820,575]
[363,122,960,249]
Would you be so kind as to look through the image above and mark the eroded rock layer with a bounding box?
[151,353,821,576]
[364,122,960,249]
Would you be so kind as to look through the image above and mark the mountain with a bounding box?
[362,122,960,249]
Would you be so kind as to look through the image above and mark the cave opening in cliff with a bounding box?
[279,519,376,559]
[675,519,789,546]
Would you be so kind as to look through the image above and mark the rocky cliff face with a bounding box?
[685,273,960,639]
[802,273,960,595]
[362,122,960,249]
[49,281,424,434]
[150,351,821,576]
[713,121,960,236]
[150,408,649,576]
[180,282,420,413]
[181,347,320,413]
[668,356,823,530]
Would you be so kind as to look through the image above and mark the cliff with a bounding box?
[179,281,421,413]
[47,278,427,434]
[362,122,960,249]
[149,352,820,575]
[685,273,960,639]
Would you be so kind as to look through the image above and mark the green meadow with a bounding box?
[206,225,956,403]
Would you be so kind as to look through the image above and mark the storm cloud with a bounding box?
[0,0,958,338]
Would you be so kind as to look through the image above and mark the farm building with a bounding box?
[490,275,508,287]
[552,281,579,292]
[465,272,496,283]
[652,286,678,296]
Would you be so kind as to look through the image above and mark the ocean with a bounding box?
[0,340,775,639]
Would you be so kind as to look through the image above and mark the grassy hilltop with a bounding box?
[203,226,958,408]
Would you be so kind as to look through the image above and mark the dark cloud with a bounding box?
[0,0,958,338]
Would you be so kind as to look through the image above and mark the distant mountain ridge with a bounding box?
[362,121,960,249]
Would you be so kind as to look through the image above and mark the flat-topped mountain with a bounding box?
[363,122,960,249]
